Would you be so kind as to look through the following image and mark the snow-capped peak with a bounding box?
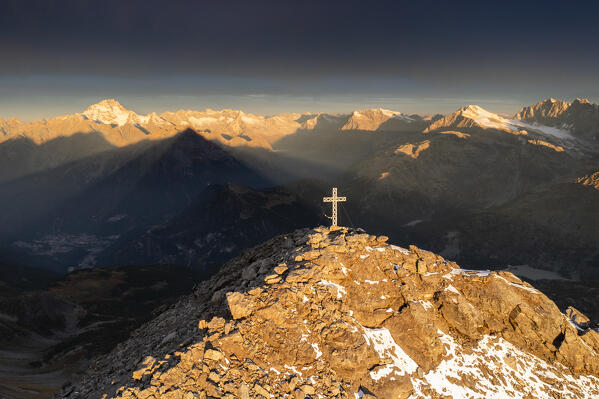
[351,108,413,121]
[460,104,489,116]
[378,108,414,121]
[378,108,399,116]
[457,104,575,141]
[458,105,509,130]
[82,99,147,126]
[573,98,590,104]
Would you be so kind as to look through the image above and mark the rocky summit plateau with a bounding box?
[60,227,599,399]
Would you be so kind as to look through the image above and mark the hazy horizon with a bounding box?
[1,88,596,122]
[2,0,598,121]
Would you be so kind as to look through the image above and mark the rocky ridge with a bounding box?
[340,109,428,131]
[61,227,599,398]
[514,98,599,142]
[422,103,593,154]
[576,171,599,190]
[2,98,597,158]
[424,105,516,134]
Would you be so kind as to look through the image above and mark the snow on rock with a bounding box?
[464,105,577,142]
[415,300,433,310]
[411,332,599,399]
[311,343,323,359]
[444,284,460,295]
[363,327,418,380]
[509,119,575,140]
[494,274,539,294]
[390,245,411,255]
[430,104,577,146]
[318,279,347,299]
[61,226,599,399]
[82,99,147,126]
[451,268,491,277]
[379,108,414,121]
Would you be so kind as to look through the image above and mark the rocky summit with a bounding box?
[60,227,599,398]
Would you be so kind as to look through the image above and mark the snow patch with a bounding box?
[318,279,347,299]
[241,115,261,125]
[283,364,302,377]
[444,284,460,295]
[339,261,350,275]
[410,331,599,398]
[363,327,418,380]
[311,343,322,359]
[452,268,491,277]
[494,274,539,294]
[391,245,410,255]
[415,300,433,310]
[188,116,218,125]
[509,119,574,140]
[379,108,414,121]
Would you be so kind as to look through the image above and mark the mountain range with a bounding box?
[2,97,596,151]
[1,97,599,398]
[0,97,598,278]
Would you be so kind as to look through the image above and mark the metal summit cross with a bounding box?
[323,187,347,227]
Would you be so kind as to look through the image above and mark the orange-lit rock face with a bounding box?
[577,171,599,190]
[0,100,436,153]
[527,139,565,152]
[62,227,599,399]
[0,99,308,150]
[394,140,430,158]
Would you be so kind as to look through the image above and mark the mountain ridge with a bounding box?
[1,97,598,277]
[60,226,599,398]
[4,97,596,151]
[514,98,599,142]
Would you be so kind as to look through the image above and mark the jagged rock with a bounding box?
[225,292,254,319]
[274,264,288,274]
[58,227,599,399]
[203,349,223,362]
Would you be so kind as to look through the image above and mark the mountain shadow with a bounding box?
[97,183,325,277]
[0,137,157,241]
[0,131,117,184]
[0,129,280,271]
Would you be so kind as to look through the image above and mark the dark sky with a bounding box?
[1,0,598,120]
